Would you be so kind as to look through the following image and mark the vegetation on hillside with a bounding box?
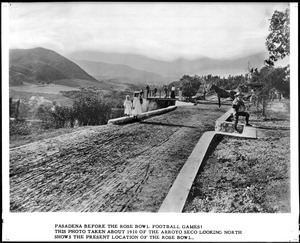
[9,86,153,140]
[171,73,249,93]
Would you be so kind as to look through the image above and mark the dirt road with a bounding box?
[10,104,228,212]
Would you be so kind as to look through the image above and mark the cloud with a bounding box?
[8,2,289,60]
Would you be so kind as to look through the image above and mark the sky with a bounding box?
[7,2,289,61]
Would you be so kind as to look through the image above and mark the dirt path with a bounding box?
[10,104,228,212]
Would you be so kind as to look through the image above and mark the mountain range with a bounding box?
[9,47,97,86]
[67,51,270,80]
[9,47,272,89]
[72,60,164,85]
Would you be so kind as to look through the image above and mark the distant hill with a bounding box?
[68,51,270,80]
[72,60,164,85]
[67,51,173,78]
[9,47,97,86]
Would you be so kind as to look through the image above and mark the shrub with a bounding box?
[52,106,75,128]
[35,103,75,129]
[72,92,112,126]
[10,120,31,136]
[110,108,124,119]
[103,90,127,108]
[180,75,202,101]
[35,103,56,129]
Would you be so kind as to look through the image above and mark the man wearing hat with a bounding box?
[232,92,252,132]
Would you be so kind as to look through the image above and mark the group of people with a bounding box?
[143,84,181,99]
[123,92,143,119]
[124,87,253,132]
[162,85,178,98]
[122,85,287,134]
[140,85,158,98]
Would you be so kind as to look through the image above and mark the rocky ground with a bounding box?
[10,103,229,212]
[183,100,290,213]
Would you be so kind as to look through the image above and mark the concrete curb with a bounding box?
[107,106,177,125]
[159,131,217,212]
[215,108,233,131]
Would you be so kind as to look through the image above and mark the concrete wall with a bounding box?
[108,106,177,125]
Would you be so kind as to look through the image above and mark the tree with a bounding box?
[267,66,290,97]
[265,7,290,66]
[179,75,202,101]
[249,65,290,116]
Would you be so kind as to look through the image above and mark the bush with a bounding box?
[35,103,75,129]
[52,106,75,128]
[18,101,34,119]
[73,92,112,126]
[110,108,124,119]
[180,75,202,101]
[10,120,31,136]
[103,90,125,108]
[35,104,56,129]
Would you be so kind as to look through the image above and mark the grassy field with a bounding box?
[9,78,138,106]
[9,82,80,94]
[9,89,67,102]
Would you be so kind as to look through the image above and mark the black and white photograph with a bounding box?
[2,2,298,242]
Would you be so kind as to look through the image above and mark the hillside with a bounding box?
[9,104,228,212]
[9,47,97,86]
[72,60,164,85]
[68,51,270,79]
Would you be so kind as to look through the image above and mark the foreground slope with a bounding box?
[10,104,228,212]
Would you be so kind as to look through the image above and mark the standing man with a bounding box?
[164,85,168,98]
[153,86,157,97]
[232,92,252,132]
[146,84,150,98]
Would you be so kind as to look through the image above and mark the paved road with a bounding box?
[10,104,228,212]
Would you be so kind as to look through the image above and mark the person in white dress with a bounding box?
[132,92,142,119]
[123,95,132,116]
[178,87,183,101]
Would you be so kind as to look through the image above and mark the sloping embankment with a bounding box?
[10,104,228,212]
